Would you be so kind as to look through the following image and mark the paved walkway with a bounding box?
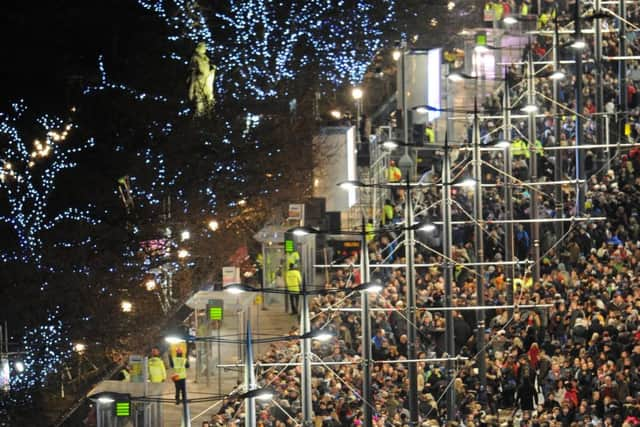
[162,299,297,426]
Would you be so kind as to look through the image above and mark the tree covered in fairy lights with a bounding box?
[8,309,72,401]
[0,102,99,267]
[138,0,396,99]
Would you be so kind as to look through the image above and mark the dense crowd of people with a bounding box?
[202,2,640,427]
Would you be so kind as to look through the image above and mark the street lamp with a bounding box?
[181,230,191,241]
[570,39,587,50]
[352,87,363,145]
[145,279,157,291]
[177,249,190,259]
[120,301,133,313]
[549,70,566,80]
[208,220,219,232]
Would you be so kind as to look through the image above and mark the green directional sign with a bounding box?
[285,239,294,253]
[115,400,131,417]
[207,299,224,321]
[476,33,487,46]
[209,306,223,320]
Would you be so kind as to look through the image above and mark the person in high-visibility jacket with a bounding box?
[365,219,375,243]
[117,364,131,382]
[170,348,189,405]
[382,199,395,225]
[492,1,504,21]
[386,160,402,182]
[511,138,530,158]
[285,263,302,314]
[286,250,300,270]
[148,348,166,383]
[424,122,435,144]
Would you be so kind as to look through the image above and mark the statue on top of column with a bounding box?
[187,42,216,116]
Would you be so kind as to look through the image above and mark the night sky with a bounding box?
[0,1,158,110]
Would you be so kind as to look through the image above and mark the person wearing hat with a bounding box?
[386,160,402,183]
[170,347,190,405]
[148,347,167,383]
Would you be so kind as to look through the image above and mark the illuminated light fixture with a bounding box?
[460,178,476,188]
[352,87,363,100]
[415,106,429,114]
[98,396,115,404]
[392,50,402,61]
[292,228,310,237]
[447,73,464,82]
[165,335,186,344]
[503,16,518,25]
[382,140,398,150]
[311,331,333,342]
[522,104,539,113]
[255,389,274,401]
[238,199,247,207]
[549,70,566,80]
[208,220,219,232]
[180,230,190,241]
[177,249,190,259]
[145,279,157,291]
[224,283,245,295]
[121,301,133,313]
[338,180,360,190]
[496,140,511,148]
[418,223,436,233]
[14,361,25,373]
[571,39,587,49]
[362,282,383,293]
[474,45,489,53]
[74,343,87,353]
[447,1,455,10]
[330,110,342,119]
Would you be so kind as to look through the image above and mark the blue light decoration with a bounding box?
[137,0,396,99]
[0,102,99,266]
[9,309,72,400]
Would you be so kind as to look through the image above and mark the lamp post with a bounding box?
[245,321,257,427]
[618,0,627,141]
[574,0,586,214]
[353,87,363,144]
[526,51,541,286]
[501,73,515,309]
[551,14,565,238]
[442,134,456,421]
[402,176,418,427]
[360,217,373,427]
[471,99,486,388]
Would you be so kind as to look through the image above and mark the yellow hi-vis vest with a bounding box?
[511,139,529,158]
[387,166,402,182]
[425,127,435,143]
[285,269,302,293]
[172,356,187,380]
[286,251,300,268]
[121,369,131,382]
[366,222,375,243]
[493,2,504,20]
[148,357,166,382]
